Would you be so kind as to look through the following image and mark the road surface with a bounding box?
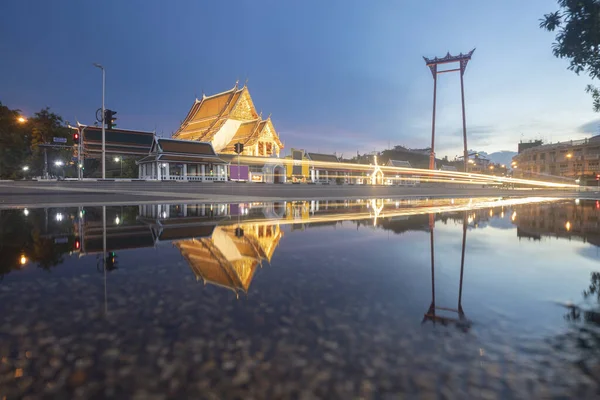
[0,180,593,208]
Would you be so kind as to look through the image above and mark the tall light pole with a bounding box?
[93,63,106,179]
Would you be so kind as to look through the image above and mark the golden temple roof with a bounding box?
[174,83,257,141]
[173,82,283,152]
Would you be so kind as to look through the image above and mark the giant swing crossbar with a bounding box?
[423,49,475,171]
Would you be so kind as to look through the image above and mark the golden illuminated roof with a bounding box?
[174,82,258,141]
[173,82,283,152]
[221,117,283,153]
[173,224,283,295]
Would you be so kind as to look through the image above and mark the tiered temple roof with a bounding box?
[173,82,283,156]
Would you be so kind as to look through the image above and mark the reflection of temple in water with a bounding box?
[174,224,283,296]
[514,200,600,247]
[75,203,284,295]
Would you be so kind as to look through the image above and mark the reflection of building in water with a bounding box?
[174,223,283,295]
[514,200,600,247]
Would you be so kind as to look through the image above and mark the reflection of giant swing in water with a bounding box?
[423,211,472,329]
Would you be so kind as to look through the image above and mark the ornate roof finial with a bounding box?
[267,113,272,120]
[234,79,239,89]
[244,78,249,87]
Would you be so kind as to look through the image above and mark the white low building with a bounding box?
[137,137,227,181]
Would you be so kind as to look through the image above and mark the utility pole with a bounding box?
[93,63,106,179]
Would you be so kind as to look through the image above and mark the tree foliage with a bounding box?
[0,103,72,179]
[540,0,600,111]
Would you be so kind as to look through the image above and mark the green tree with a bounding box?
[28,108,72,177]
[0,102,30,179]
[540,0,600,111]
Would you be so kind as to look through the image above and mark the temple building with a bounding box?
[173,82,284,158]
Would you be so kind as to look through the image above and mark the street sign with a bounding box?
[234,142,244,154]
[53,137,67,143]
[235,227,244,238]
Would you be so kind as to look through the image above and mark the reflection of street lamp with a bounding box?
[54,161,64,167]
[22,166,29,171]
[511,211,517,221]
[17,116,26,124]
[19,254,27,265]
[55,212,64,222]
[23,208,29,216]
[565,221,571,231]
[115,216,121,225]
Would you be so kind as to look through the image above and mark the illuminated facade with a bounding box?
[173,82,284,157]
[512,136,600,183]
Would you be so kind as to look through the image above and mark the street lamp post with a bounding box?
[114,157,122,177]
[93,63,106,179]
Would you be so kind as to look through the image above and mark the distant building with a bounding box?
[466,155,490,173]
[512,135,600,183]
[387,160,412,168]
[306,152,342,183]
[518,140,543,154]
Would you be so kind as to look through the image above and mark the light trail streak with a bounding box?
[232,155,578,189]
[223,197,561,228]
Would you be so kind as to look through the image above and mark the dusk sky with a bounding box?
[2,0,599,159]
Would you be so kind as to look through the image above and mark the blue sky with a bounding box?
[1,0,598,158]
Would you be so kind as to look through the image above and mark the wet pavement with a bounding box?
[1,196,600,399]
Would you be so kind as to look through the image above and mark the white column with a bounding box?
[201,164,206,181]
[156,162,161,180]
[138,164,142,179]
[183,164,187,181]
[164,163,170,180]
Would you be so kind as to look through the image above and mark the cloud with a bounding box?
[450,125,496,139]
[577,119,600,135]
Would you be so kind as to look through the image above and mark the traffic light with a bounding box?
[596,173,600,181]
[73,239,80,250]
[73,131,80,142]
[234,142,244,154]
[104,109,117,130]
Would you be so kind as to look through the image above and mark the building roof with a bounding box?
[387,160,412,168]
[138,137,225,164]
[306,153,339,163]
[156,138,216,156]
[83,126,154,155]
[174,83,258,142]
[173,83,283,153]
